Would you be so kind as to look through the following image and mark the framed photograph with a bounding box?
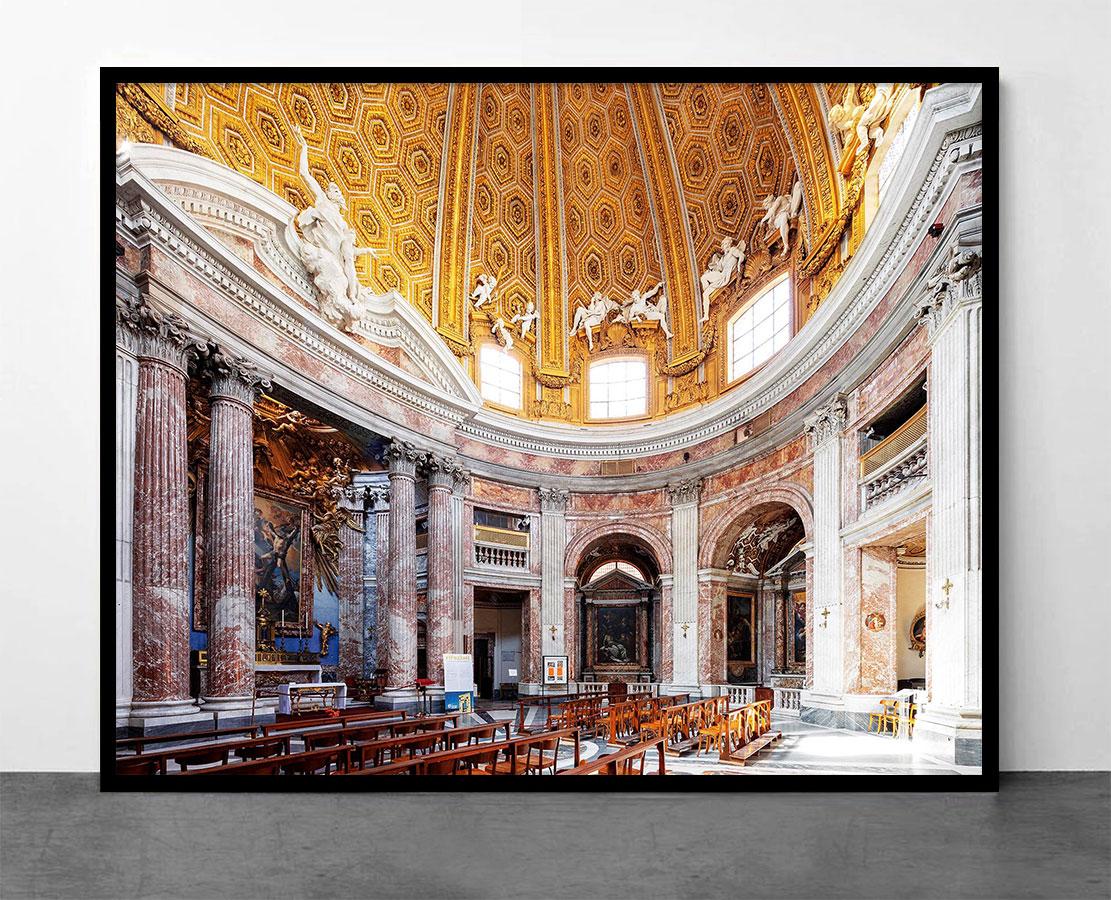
[107,72,995,789]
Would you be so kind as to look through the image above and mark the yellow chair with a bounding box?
[868,698,899,735]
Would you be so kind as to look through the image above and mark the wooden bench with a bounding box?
[115,733,293,775]
[115,724,261,756]
[261,708,404,737]
[718,699,781,767]
[174,745,353,776]
[559,737,667,776]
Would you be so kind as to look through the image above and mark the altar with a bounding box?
[277,681,348,715]
[579,567,655,683]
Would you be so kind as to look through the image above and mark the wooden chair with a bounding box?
[869,698,899,735]
[525,735,562,775]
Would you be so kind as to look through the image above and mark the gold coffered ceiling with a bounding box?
[118,81,874,423]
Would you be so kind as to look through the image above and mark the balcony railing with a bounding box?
[772,687,802,716]
[860,405,928,510]
[474,542,528,569]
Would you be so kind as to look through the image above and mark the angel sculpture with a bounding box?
[758,178,805,258]
[699,237,746,322]
[287,126,378,330]
[570,291,619,351]
[616,282,672,339]
[510,300,539,338]
[491,316,515,351]
[828,83,895,155]
[470,273,498,309]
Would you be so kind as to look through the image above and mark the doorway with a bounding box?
[473,634,495,700]
[473,588,525,700]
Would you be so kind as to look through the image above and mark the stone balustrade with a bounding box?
[474,542,528,569]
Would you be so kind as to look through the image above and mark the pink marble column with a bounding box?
[337,488,366,685]
[375,502,391,677]
[121,299,200,717]
[385,440,421,689]
[424,455,459,685]
[201,350,268,711]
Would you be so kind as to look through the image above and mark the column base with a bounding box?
[115,700,131,732]
[126,699,213,735]
[373,687,425,713]
[200,695,276,727]
[913,706,983,767]
[801,692,897,733]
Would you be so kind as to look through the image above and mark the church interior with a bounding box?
[112,80,985,778]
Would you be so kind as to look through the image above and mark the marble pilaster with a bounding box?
[200,348,269,713]
[338,486,369,685]
[803,394,848,701]
[667,479,701,686]
[119,297,205,723]
[115,322,139,725]
[538,488,570,661]
[917,243,984,764]
[858,546,898,694]
[450,470,469,652]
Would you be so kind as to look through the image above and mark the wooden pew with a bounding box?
[115,733,293,775]
[261,708,404,737]
[174,745,353,776]
[116,724,262,756]
[718,699,780,767]
[559,737,667,776]
[344,727,581,776]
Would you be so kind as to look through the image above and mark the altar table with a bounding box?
[277,681,348,715]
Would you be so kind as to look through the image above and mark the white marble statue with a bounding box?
[510,300,539,338]
[616,282,672,339]
[699,237,746,322]
[758,177,805,258]
[491,316,514,351]
[288,126,378,330]
[571,291,619,351]
[470,273,498,309]
[828,83,895,155]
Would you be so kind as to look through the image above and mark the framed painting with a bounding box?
[254,490,313,637]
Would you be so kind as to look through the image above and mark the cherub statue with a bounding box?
[757,177,804,258]
[510,299,539,338]
[470,273,498,309]
[699,237,746,322]
[287,126,378,330]
[828,83,895,155]
[616,282,672,339]
[491,316,514,351]
[570,291,619,352]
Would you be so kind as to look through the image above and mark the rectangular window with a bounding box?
[728,275,792,382]
[479,344,522,409]
[589,358,647,419]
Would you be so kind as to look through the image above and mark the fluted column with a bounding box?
[201,348,269,712]
[450,469,469,652]
[359,482,388,677]
[373,498,391,677]
[115,318,139,725]
[668,478,701,687]
[338,486,369,685]
[917,241,983,763]
[385,440,421,690]
[119,297,201,719]
[424,454,461,685]
[803,394,848,700]
[539,488,570,666]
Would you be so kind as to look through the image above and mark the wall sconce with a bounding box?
[935,577,954,610]
[548,624,558,639]
[819,607,831,628]
[681,623,690,638]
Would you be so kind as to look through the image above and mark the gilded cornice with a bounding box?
[532,82,569,376]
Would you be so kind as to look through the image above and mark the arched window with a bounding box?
[727,274,792,382]
[588,357,647,419]
[479,344,522,409]
[586,560,646,584]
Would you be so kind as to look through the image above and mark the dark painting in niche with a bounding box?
[595,606,637,666]
[255,492,307,627]
[793,593,806,664]
[727,594,755,665]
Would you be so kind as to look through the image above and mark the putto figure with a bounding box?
[287,126,378,330]
[616,282,672,339]
[699,237,746,322]
[491,316,515,351]
[510,299,539,338]
[470,273,498,309]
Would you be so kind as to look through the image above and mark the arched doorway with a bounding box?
[573,534,662,683]
[713,502,806,684]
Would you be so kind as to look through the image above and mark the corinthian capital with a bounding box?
[667,478,702,506]
[804,393,848,449]
[917,244,983,335]
[201,342,272,402]
[423,453,466,490]
[115,296,204,366]
[383,439,422,477]
[538,486,570,513]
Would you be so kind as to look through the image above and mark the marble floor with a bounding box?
[473,707,981,775]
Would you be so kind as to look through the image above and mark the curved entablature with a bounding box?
[115,83,982,488]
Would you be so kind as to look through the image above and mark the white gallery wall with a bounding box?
[1,0,1107,771]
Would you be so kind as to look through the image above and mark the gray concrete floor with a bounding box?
[1,773,1108,899]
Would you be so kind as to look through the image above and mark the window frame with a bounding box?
[725,273,794,386]
[586,354,651,422]
[477,342,524,412]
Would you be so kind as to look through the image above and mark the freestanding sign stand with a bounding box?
[443,653,474,713]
